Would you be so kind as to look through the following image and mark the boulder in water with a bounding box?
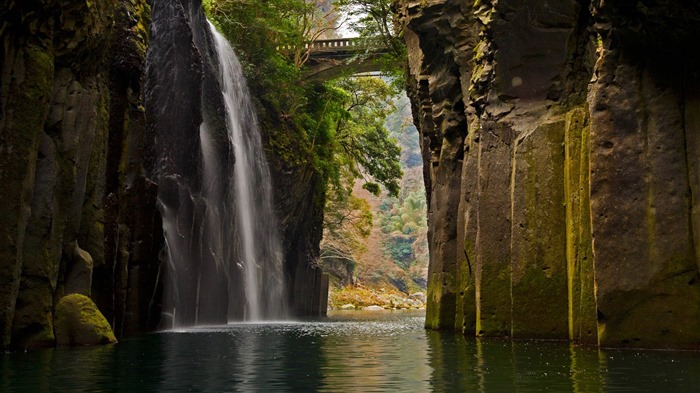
[409,292,427,303]
[54,294,117,346]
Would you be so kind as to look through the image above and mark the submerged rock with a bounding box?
[54,294,116,346]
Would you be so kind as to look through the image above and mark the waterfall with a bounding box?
[207,22,287,321]
[158,21,287,328]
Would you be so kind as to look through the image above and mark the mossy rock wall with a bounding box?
[588,1,700,347]
[472,122,514,337]
[0,30,55,349]
[398,0,700,349]
[511,120,568,339]
[258,105,330,318]
[564,108,597,345]
[0,0,158,349]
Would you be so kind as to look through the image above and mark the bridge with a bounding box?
[280,38,390,80]
[307,38,368,59]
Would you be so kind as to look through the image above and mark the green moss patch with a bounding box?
[54,294,116,346]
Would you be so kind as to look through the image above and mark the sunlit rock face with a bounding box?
[398,0,700,349]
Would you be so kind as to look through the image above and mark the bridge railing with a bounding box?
[277,38,366,52]
[307,38,363,50]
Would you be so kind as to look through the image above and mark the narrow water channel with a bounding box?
[3,310,699,392]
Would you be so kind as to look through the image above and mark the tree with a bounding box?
[206,0,343,116]
[325,76,403,197]
[321,191,372,267]
[207,0,338,68]
[379,190,428,270]
[335,0,406,81]
[206,2,406,284]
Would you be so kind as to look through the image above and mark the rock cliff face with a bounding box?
[146,0,229,326]
[1,0,156,349]
[261,112,330,317]
[399,0,700,349]
[1,0,328,349]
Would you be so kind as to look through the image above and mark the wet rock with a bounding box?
[0,33,55,350]
[398,0,473,332]
[409,292,427,303]
[587,1,700,349]
[64,242,94,297]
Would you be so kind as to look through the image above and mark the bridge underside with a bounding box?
[303,54,389,81]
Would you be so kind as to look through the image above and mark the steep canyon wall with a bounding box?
[0,0,327,349]
[399,0,700,349]
[0,0,156,349]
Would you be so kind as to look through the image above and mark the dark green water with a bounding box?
[2,310,699,392]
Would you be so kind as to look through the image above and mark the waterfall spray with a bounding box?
[158,21,287,327]
[207,22,287,321]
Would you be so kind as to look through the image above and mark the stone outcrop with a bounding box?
[399,0,700,349]
[1,0,329,348]
[54,293,117,346]
[146,0,227,326]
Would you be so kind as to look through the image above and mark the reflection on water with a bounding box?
[426,330,700,392]
[2,310,700,392]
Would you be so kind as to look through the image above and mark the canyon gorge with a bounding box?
[2,0,700,352]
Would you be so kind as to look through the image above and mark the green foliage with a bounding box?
[336,0,401,43]
[380,190,428,269]
[385,236,414,268]
[325,191,374,241]
[206,0,408,286]
[380,191,426,235]
[207,0,312,116]
[384,94,421,168]
[328,76,403,197]
[320,188,373,284]
[207,0,403,196]
[336,0,407,83]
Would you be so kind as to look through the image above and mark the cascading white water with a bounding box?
[207,22,287,321]
[159,22,287,326]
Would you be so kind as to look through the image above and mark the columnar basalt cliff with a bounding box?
[0,0,328,349]
[399,0,700,349]
[0,0,156,348]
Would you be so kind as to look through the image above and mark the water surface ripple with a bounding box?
[3,310,699,392]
